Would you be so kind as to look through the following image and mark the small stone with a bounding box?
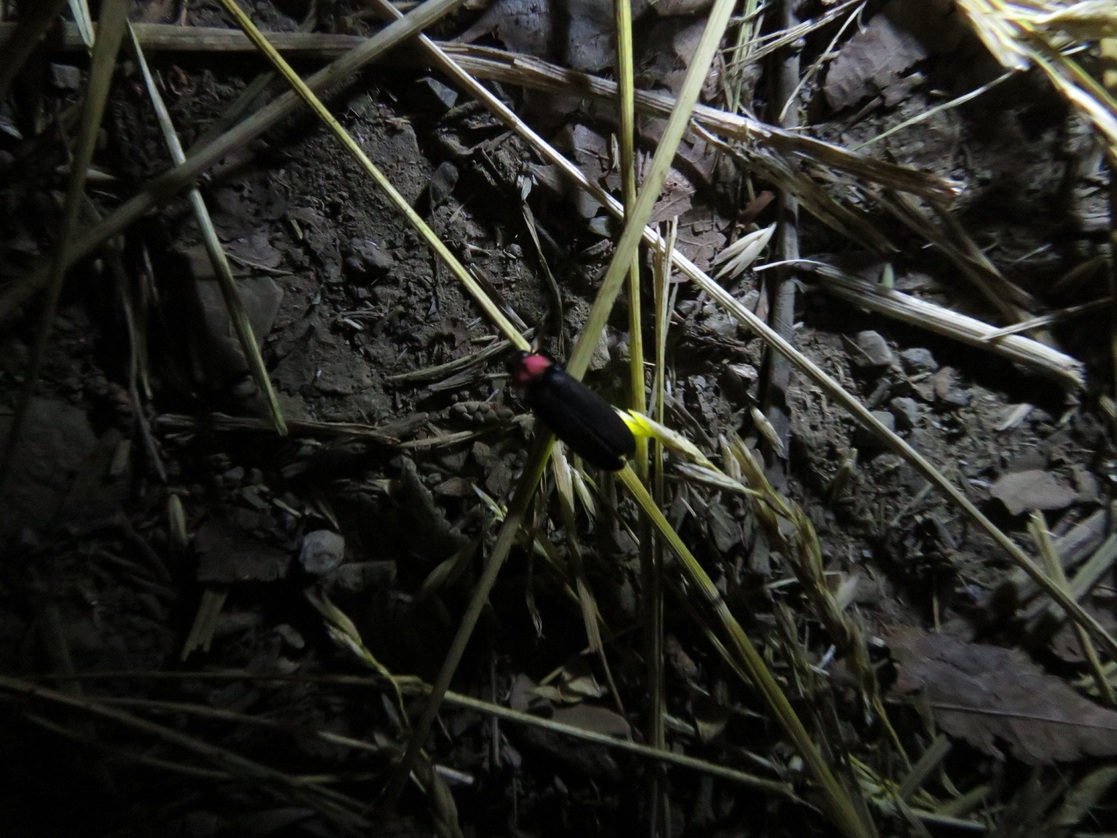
[371,286,402,306]
[727,363,759,386]
[184,248,284,379]
[299,530,346,576]
[932,367,969,407]
[429,161,459,208]
[326,561,397,594]
[900,347,938,375]
[345,237,395,276]
[50,63,82,90]
[853,331,893,368]
[273,623,305,650]
[409,77,459,112]
[230,378,258,399]
[889,397,920,431]
[704,311,738,339]
[1005,449,1046,473]
[1073,465,1100,504]
[854,410,895,451]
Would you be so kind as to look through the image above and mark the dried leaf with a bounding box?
[225,231,283,268]
[825,0,965,110]
[692,693,731,742]
[889,628,1117,764]
[554,656,606,700]
[550,704,632,738]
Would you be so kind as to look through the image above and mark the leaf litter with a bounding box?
[890,628,1117,765]
[1,0,1116,835]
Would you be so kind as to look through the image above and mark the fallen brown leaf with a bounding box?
[889,628,1117,764]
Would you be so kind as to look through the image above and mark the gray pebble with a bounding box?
[900,347,938,375]
[50,63,82,90]
[932,368,970,408]
[326,561,397,594]
[429,161,459,208]
[853,331,894,368]
[345,237,396,276]
[410,77,459,112]
[299,530,346,576]
[705,311,738,339]
[889,397,920,431]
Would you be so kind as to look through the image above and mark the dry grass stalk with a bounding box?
[442,44,961,203]
[806,265,1086,387]
[6,1,1108,835]
[1029,512,1115,705]
[876,190,1038,320]
[0,21,368,56]
[667,242,1117,658]
[16,666,799,797]
[127,23,287,434]
[724,438,884,725]
[617,467,877,838]
[155,412,398,442]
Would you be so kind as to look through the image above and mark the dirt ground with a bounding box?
[1,1,1116,836]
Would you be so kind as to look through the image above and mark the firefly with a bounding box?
[509,352,635,471]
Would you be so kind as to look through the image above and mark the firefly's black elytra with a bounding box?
[509,352,636,471]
